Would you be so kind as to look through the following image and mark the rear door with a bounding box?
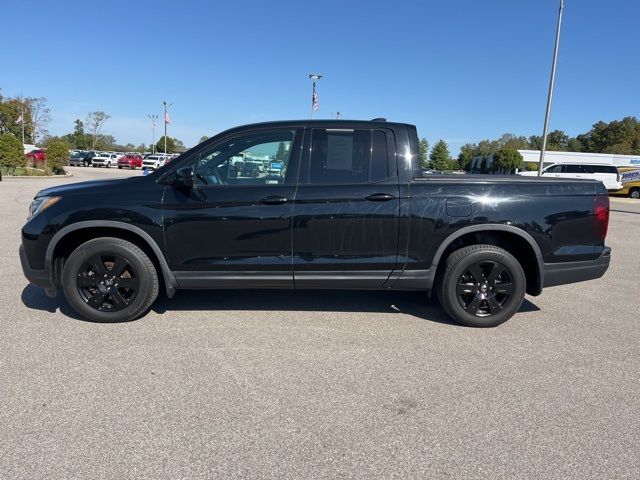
[292,127,400,288]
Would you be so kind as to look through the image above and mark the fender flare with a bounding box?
[431,224,544,295]
[45,220,177,297]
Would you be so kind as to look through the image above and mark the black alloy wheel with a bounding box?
[76,254,139,312]
[437,244,526,327]
[455,260,514,317]
[62,237,159,322]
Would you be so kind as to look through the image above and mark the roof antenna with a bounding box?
[371,117,387,122]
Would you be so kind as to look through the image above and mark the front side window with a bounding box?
[194,130,295,186]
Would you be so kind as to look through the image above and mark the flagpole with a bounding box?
[21,102,25,144]
[538,0,564,175]
[308,73,322,119]
[163,101,167,155]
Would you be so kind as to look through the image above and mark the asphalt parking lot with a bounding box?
[1,167,639,479]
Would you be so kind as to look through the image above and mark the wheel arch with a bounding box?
[46,221,176,297]
[432,224,544,296]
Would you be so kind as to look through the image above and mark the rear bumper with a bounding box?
[19,245,57,297]
[542,247,611,288]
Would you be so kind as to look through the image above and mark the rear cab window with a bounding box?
[306,128,396,184]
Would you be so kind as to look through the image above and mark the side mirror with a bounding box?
[174,166,194,189]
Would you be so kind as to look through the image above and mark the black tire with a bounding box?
[629,188,640,199]
[437,244,526,327]
[62,237,159,322]
[117,165,122,169]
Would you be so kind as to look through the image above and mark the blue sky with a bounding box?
[2,0,638,154]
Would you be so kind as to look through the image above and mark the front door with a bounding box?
[163,128,302,288]
[292,127,400,288]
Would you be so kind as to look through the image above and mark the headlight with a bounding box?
[28,196,61,220]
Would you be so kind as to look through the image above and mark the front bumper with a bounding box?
[19,244,57,297]
[543,247,611,288]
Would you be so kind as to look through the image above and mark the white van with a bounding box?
[519,163,622,191]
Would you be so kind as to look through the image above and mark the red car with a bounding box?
[117,153,143,169]
[26,148,46,165]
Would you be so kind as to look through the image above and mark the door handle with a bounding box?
[259,195,288,205]
[365,193,396,202]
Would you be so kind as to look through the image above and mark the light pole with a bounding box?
[538,0,564,175]
[308,74,322,119]
[162,101,171,155]
[148,114,158,154]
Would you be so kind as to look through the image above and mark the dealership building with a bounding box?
[470,150,640,172]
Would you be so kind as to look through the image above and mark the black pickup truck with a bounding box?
[20,120,611,327]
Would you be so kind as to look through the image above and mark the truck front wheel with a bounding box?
[437,244,526,327]
[61,237,159,322]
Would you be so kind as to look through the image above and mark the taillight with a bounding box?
[593,195,609,240]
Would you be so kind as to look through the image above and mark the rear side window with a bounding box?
[564,164,582,173]
[584,165,617,174]
[309,128,395,184]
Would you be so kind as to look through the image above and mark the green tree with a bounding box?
[418,138,430,169]
[199,135,209,144]
[45,139,70,174]
[0,133,26,174]
[94,134,117,150]
[492,148,523,173]
[71,118,88,149]
[525,162,538,171]
[577,117,640,155]
[457,143,475,170]
[0,97,33,143]
[429,139,450,171]
[173,138,185,149]
[567,137,583,152]
[528,135,543,150]
[155,135,175,153]
[498,133,529,150]
[546,130,570,151]
[137,143,146,152]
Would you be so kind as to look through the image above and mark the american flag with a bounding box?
[312,83,319,111]
[164,111,171,124]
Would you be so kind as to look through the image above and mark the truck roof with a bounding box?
[217,119,414,135]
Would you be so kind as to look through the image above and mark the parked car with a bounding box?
[19,119,611,326]
[118,153,143,170]
[91,153,118,168]
[612,167,640,198]
[25,148,46,163]
[518,163,622,191]
[142,155,165,170]
[68,152,87,166]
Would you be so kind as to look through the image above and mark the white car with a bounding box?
[142,155,165,170]
[91,153,118,168]
[519,163,622,191]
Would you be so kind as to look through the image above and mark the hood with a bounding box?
[36,176,143,198]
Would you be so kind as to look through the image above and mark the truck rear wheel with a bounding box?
[437,244,526,327]
[629,188,640,199]
[61,237,159,322]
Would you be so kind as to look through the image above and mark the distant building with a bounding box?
[470,150,640,173]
